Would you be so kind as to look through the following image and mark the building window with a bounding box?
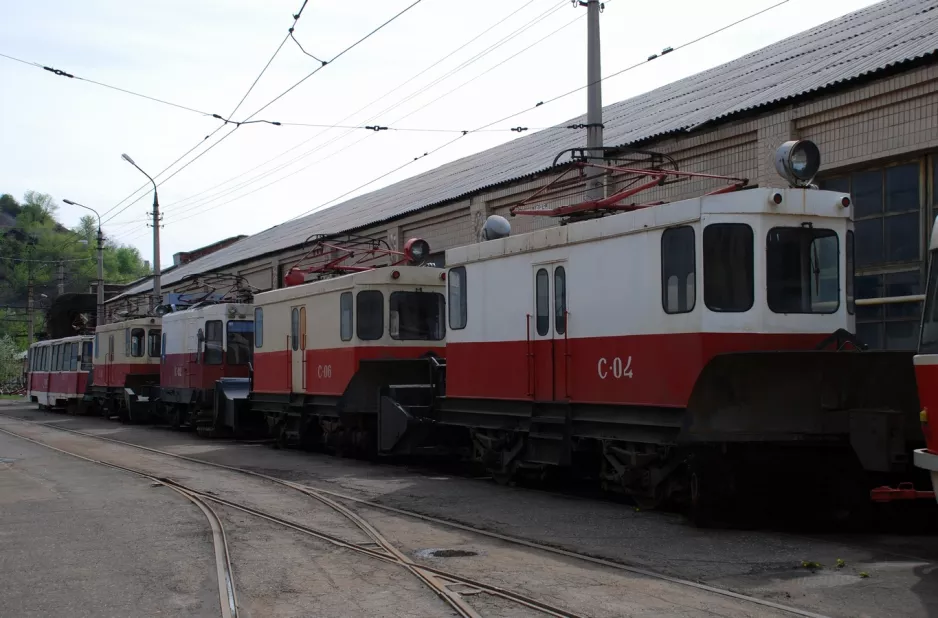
[448,266,467,330]
[425,252,445,267]
[554,266,567,335]
[291,308,299,351]
[148,329,161,358]
[340,292,353,341]
[661,226,696,314]
[703,223,753,312]
[357,290,384,340]
[820,162,923,349]
[130,328,145,358]
[766,227,839,314]
[254,307,264,348]
[205,320,223,365]
[535,268,549,336]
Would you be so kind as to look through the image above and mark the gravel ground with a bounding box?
[2,402,937,617]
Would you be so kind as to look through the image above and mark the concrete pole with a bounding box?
[151,190,161,310]
[585,0,604,202]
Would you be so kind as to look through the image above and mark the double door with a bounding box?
[531,262,569,401]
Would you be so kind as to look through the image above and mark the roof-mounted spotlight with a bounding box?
[403,238,430,264]
[774,139,821,188]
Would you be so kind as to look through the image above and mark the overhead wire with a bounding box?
[153,0,546,215]
[0,52,215,118]
[158,1,574,223]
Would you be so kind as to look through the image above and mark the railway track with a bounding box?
[0,411,833,618]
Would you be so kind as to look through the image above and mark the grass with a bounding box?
[0,394,25,400]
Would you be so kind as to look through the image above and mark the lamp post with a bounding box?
[63,199,105,327]
[121,153,161,310]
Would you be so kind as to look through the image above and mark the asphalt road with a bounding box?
[2,401,937,617]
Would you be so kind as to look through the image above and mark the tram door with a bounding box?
[531,263,568,401]
[290,305,307,393]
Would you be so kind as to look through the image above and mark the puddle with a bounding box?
[415,548,479,559]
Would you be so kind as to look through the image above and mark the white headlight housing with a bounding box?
[774,140,821,188]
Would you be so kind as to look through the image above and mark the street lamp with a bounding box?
[63,199,105,328]
[121,153,161,310]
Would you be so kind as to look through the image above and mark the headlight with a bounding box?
[403,238,430,264]
[774,140,821,187]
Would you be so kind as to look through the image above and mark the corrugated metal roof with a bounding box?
[118,0,938,300]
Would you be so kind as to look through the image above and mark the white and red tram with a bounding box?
[90,317,162,422]
[26,335,94,411]
[914,219,938,505]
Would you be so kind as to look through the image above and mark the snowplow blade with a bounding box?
[681,350,921,472]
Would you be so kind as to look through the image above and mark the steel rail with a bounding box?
[0,414,832,618]
[0,421,579,618]
[0,425,239,618]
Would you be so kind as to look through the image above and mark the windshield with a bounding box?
[766,227,839,314]
[389,291,445,341]
[226,320,254,365]
[921,250,938,354]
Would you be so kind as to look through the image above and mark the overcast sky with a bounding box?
[1,0,878,265]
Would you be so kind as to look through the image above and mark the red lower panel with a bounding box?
[253,350,292,394]
[447,332,825,407]
[93,363,160,388]
[27,371,89,401]
[915,363,938,453]
[161,353,250,390]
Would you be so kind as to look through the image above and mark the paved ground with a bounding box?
[2,400,937,617]
[0,429,219,617]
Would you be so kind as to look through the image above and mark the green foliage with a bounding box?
[0,191,151,350]
[0,335,22,385]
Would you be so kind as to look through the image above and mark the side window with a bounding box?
[130,328,145,358]
[703,223,754,312]
[535,268,550,336]
[340,292,353,341]
[661,226,696,314]
[554,266,567,335]
[94,334,99,359]
[448,266,467,330]
[356,290,384,341]
[52,345,59,372]
[254,307,264,349]
[148,329,161,358]
[291,308,299,351]
[125,328,131,357]
[205,320,223,365]
[846,230,855,315]
[81,341,93,371]
[70,342,79,371]
[299,306,307,350]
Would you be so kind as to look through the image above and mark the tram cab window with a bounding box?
[921,250,938,354]
[766,227,840,314]
[389,292,445,341]
[81,341,93,371]
[148,329,161,358]
[205,320,223,365]
[340,292,353,341]
[130,328,145,358]
[226,321,254,365]
[661,226,696,314]
[703,223,754,312]
[448,267,467,330]
[357,290,384,341]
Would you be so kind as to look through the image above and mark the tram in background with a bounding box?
[914,219,938,504]
[26,335,94,412]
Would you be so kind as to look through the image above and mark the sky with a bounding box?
[1,0,880,266]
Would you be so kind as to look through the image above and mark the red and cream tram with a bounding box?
[160,302,254,431]
[26,335,94,411]
[914,220,938,504]
[90,317,162,422]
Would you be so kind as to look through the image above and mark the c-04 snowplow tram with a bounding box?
[914,218,938,505]
[429,141,922,519]
[244,261,450,454]
[90,317,162,423]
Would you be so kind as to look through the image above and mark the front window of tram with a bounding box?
[226,321,254,365]
[389,291,446,340]
[920,254,938,354]
[766,227,840,314]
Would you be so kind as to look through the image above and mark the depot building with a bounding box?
[107,0,938,351]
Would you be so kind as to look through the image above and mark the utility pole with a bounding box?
[63,199,105,327]
[57,261,65,296]
[584,0,604,202]
[26,270,34,348]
